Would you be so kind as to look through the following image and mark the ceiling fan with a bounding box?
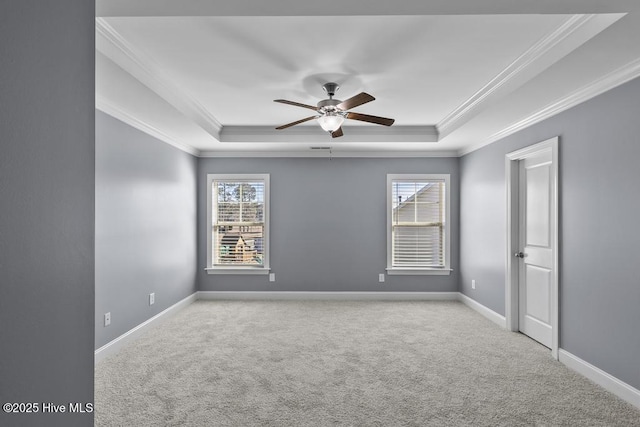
[274,82,395,138]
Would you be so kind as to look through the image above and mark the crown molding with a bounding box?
[96,97,201,157]
[459,56,640,156]
[220,125,439,143]
[438,14,606,139]
[95,100,454,158]
[198,149,459,158]
[95,18,222,139]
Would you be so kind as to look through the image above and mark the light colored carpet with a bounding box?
[95,300,640,426]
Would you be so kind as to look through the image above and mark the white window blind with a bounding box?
[390,178,446,268]
[211,178,266,267]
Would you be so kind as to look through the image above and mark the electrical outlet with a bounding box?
[104,312,111,327]
[379,273,385,283]
[149,293,155,306]
[269,273,275,282]
[472,280,476,290]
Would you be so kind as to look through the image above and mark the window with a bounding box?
[387,174,451,275]
[206,174,269,274]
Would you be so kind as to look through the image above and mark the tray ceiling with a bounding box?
[96,1,640,156]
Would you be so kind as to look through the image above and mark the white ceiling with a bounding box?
[95,0,640,157]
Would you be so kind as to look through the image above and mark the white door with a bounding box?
[517,150,555,347]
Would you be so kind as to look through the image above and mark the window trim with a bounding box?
[206,174,270,275]
[386,174,451,276]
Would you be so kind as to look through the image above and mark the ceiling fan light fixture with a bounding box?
[317,114,344,132]
[274,83,393,137]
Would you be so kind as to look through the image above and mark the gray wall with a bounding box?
[460,76,640,390]
[96,112,198,348]
[0,2,95,426]
[198,157,459,292]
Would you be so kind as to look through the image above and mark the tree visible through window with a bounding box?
[207,175,269,271]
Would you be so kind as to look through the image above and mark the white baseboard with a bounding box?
[94,292,198,364]
[559,349,640,410]
[94,290,639,412]
[455,294,640,410]
[197,291,460,301]
[95,292,457,362]
[457,292,507,328]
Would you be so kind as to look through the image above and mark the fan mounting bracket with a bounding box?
[322,82,340,98]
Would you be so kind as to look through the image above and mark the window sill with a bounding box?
[205,267,271,275]
[386,268,452,276]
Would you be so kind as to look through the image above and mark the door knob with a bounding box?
[514,252,524,258]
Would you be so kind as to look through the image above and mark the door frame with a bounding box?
[505,136,559,359]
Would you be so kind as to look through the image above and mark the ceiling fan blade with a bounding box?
[331,127,343,138]
[275,115,317,130]
[345,112,395,126]
[336,92,375,111]
[274,99,318,111]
